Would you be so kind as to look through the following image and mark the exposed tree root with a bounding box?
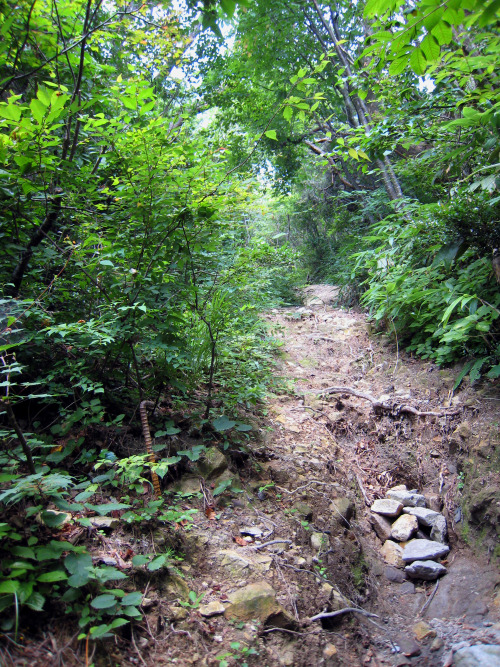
[317,386,461,418]
[309,607,379,622]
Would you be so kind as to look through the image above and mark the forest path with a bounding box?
[143,292,499,667]
[252,294,500,665]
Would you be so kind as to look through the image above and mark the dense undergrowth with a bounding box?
[0,0,301,647]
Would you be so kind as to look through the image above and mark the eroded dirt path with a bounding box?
[140,294,500,667]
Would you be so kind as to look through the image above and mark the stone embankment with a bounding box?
[371,484,450,581]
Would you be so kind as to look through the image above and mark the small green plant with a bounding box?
[78,590,143,640]
[178,590,205,609]
[457,472,465,490]
[258,482,275,494]
[216,642,259,667]
[313,556,327,578]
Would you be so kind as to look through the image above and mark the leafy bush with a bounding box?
[353,202,500,382]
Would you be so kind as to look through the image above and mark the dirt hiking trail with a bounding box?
[134,288,499,667]
[13,288,500,667]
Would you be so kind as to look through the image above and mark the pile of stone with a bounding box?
[370,485,449,581]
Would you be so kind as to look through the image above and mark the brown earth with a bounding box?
[5,289,500,666]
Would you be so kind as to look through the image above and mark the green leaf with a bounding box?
[220,0,236,17]
[212,416,236,431]
[37,85,52,107]
[147,555,166,571]
[476,0,500,27]
[283,106,293,121]
[11,546,36,559]
[453,359,475,390]
[423,7,444,31]
[139,100,156,116]
[91,502,131,515]
[421,34,440,62]
[132,555,149,566]
[364,0,391,18]
[91,593,117,609]
[264,130,277,141]
[41,510,69,527]
[0,100,22,122]
[96,567,127,582]
[235,423,252,432]
[441,296,462,327]
[37,570,68,582]
[65,552,92,575]
[121,592,143,606]
[0,581,19,594]
[30,98,46,123]
[409,48,427,75]
[89,623,114,639]
[431,21,452,45]
[486,364,500,379]
[25,591,45,611]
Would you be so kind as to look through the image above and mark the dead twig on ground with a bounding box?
[419,580,439,616]
[252,539,292,550]
[317,387,461,418]
[131,628,147,667]
[275,480,334,495]
[355,472,371,506]
[309,607,379,622]
[261,627,308,636]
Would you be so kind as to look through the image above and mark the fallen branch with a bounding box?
[355,472,371,507]
[261,627,308,636]
[252,539,292,551]
[419,579,439,616]
[310,607,379,622]
[305,334,337,342]
[317,387,461,417]
[276,480,334,495]
[310,607,399,652]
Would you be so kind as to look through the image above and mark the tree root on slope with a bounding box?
[317,386,461,418]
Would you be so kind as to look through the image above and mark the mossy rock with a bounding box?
[195,446,228,479]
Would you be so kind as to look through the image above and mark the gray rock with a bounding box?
[402,507,441,527]
[453,645,500,666]
[391,514,418,541]
[330,496,355,527]
[220,550,272,575]
[400,582,415,594]
[397,635,421,657]
[430,637,444,652]
[224,581,296,628]
[386,489,426,507]
[240,526,263,538]
[405,560,447,580]
[380,540,404,568]
[425,493,444,512]
[89,516,119,530]
[385,566,406,583]
[370,513,393,542]
[402,539,449,563]
[430,515,448,543]
[371,498,403,517]
[199,600,226,617]
[311,532,328,550]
